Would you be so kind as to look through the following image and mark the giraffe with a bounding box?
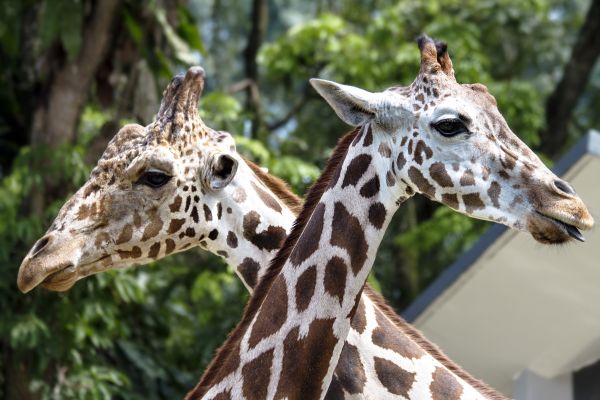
[17,65,506,399]
[184,35,593,399]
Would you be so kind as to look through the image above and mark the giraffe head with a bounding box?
[18,67,294,293]
[311,35,593,244]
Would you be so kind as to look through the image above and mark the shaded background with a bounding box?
[0,0,599,398]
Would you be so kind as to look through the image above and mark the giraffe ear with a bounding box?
[208,153,238,190]
[310,79,382,127]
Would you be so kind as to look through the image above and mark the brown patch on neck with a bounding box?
[361,286,507,400]
[244,156,303,215]
[186,128,361,399]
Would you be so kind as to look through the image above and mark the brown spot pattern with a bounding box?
[324,376,345,400]
[168,218,185,234]
[368,202,387,229]
[117,246,142,259]
[374,357,415,397]
[372,310,424,359]
[251,181,282,213]
[335,344,367,394]
[203,204,212,221]
[488,181,501,207]
[359,175,380,198]
[408,166,435,197]
[289,203,325,266]
[363,125,373,146]
[248,277,288,348]
[295,265,316,312]
[226,231,238,248]
[148,242,160,258]
[429,162,453,188]
[324,256,347,305]
[350,299,367,334]
[233,187,247,203]
[460,169,476,186]
[238,257,260,288]
[414,140,433,165]
[275,319,337,399]
[430,367,463,400]
[116,224,133,245]
[396,152,407,170]
[165,239,175,255]
[169,195,182,212]
[342,154,372,188]
[442,193,459,209]
[94,232,110,248]
[242,349,274,399]
[386,171,395,187]
[463,193,485,213]
[378,143,391,157]
[330,202,368,275]
[243,211,287,252]
[142,217,163,241]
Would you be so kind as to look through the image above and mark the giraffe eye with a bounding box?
[432,118,468,137]
[137,170,172,188]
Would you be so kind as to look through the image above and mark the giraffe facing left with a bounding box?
[17,67,297,293]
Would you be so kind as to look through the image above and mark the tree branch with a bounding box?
[267,90,310,131]
[539,0,600,158]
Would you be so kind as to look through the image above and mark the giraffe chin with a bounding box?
[40,265,77,292]
[528,212,589,244]
[39,254,113,292]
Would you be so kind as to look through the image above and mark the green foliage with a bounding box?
[39,0,84,60]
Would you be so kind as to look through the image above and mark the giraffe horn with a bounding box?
[433,39,455,79]
[416,34,440,74]
[156,66,205,124]
[416,34,455,79]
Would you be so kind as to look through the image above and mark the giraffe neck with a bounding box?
[194,152,504,399]
[200,159,297,291]
[187,127,415,400]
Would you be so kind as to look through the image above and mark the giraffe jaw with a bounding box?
[38,254,114,292]
[529,211,591,244]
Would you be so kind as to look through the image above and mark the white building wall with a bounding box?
[514,369,572,400]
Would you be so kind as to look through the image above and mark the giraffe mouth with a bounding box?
[40,263,77,291]
[533,211,586,243]
[40,254,112,292]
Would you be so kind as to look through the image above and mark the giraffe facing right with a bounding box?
[187,35,592,399]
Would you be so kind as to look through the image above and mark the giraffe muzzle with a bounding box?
[17,232,85,293]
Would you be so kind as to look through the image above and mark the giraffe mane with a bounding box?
[362,285,506,399]
[186,127,361,399]
[243,156,304,215]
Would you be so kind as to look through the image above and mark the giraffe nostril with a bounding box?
[30,235,51,258]
[553,179,576,196]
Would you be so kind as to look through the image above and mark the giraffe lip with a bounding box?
[40,263,77,291]
[535,211,585,242]
[40,254,111,291]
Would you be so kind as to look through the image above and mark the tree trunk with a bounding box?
[28,0,120,215]
[539,0,600,158]
[243,0,268,139]
[30,0,120,147]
